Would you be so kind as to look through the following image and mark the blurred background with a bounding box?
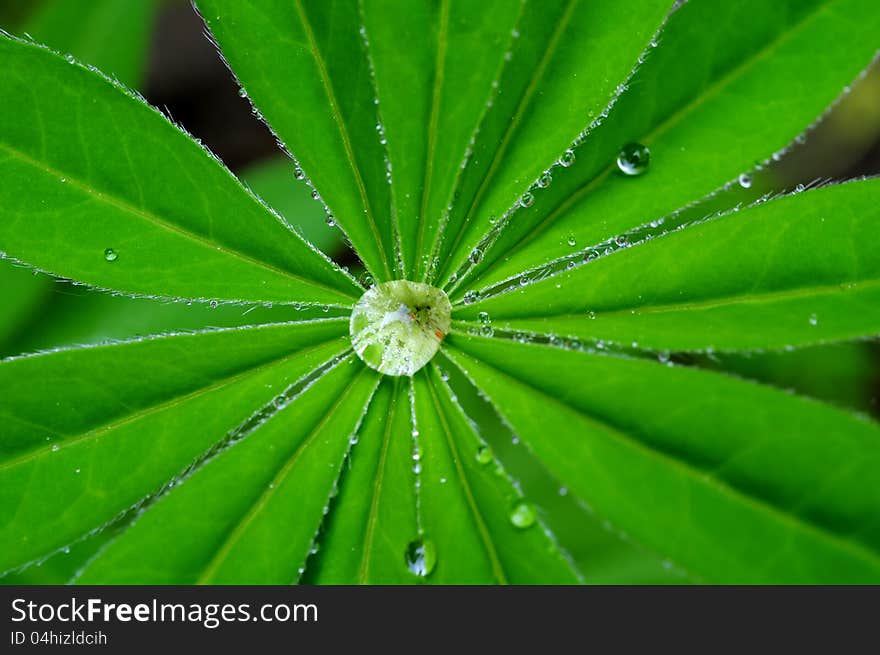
[1,0,879,584]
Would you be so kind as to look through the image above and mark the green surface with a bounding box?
[455,180,880,351]
[0,37,359,307]
[447,0,880,295]
[0,321,349,573]
[447,335,880,583]
[1,0,879,584]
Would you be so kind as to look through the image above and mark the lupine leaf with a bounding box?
[454,180,880,351]
[0,36,359,307]
[447,334,880,583]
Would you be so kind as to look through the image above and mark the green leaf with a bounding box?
[361,0,520,279]
[431,0,672,285]
[0,321,349,573]
[77,358,379,584]
[455,180,880,351]
[21,0,158,89]
[0,286,348,359]
[450,0,880,295]
[196,0,396,281]
[309,378,419,584]
[447,334,880,583]
[240,156,345,258]
[410,366,579,583]
[0,36,359,307]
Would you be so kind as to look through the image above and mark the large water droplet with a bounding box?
[476,445,493,465]
[405,538,437,577]
[738,173,752,189]
[509,502,536,529]
[616,143,650,176]
[469,248,483,265]
[103,248,118,262]
[519,192,535,208]
[350,280,452,376]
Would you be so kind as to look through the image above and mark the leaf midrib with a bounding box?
[358,378,400,583]
[425,366,508,583]
[0,141,358,303]
[447,344,880,575]
[293,0,392,281]
[462,276,880,322]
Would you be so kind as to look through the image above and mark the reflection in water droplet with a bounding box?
[103,248,118,262]
[469,248,483,265]
[405,538,437,577]
[738,173,752,189]
[520,192,534,208]
[616,142,650,176]
[476,445,493,465]
[509,502,536,529]
[537,173,552,188]
[559,149,576,167]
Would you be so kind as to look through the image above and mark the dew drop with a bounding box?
[567,235,576,247]
[509,502,537,529]
[738,173,752,189]
[103,248,118,262]
[476,445,493,465]
[50,444,60,452]
[519,192,535,208]
[462,290,480,305]
[405,538,437,577]
[477,311,491,324]
[795,183,805,192]
[209,300,218,309]
[537,173,552,188]
[808,313,818,326]
[469,248,483,265]
[238,87,247,98]
[559,149,576,167]
[616,142,650,176]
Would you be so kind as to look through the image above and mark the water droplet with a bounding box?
[50,444,60,452]
[479,325,494,338]
[64,53,76,64]
[808,313,818,326]
[738,173,752,189]
[477,311,491,324]
[238,87,247,98]
[74,468,81,474]
[558,486,568,496]
[462,290,480,305]
[519,192,534,208]
[509,502,536,529]
[103,248,118,262]
[405,538,437,577]
[567,235,576,247]
[795,183,805,192]
[559,149,576,167]
[325,215,336,227]
[537,173,552,188]
[209,300,218,309]
[616,142,650,176]
[469,248,483,265]
[476,445,493,465]
[293,166,305,180]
